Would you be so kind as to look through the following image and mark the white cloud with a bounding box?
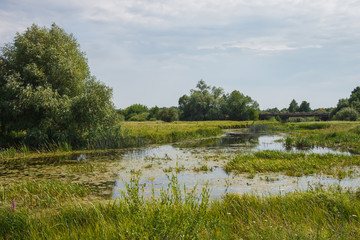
[39,0,360,30]
[198,38,323,53]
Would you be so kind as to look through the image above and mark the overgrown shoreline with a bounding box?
[1,176,360,239]
[272,121,360,153]
[0,120,270,159]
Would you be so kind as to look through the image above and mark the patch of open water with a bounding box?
[112,133,358,199]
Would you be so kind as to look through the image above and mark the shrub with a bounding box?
[128,112,150,121]
[159,108,179,122]
[334,107,359,121]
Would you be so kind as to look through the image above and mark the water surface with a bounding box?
[112,132,357,199]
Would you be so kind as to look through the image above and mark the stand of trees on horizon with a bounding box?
[118,80,260,122]
[119,84,360,122]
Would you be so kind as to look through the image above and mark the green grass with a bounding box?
[1,120,272,156]
[276,122,360,153]
[121,120,275,142]
[121,121,223,144]
[193,164,213,172]
[0,180,91,209]
[225,150,360,178]
[1,175,360,239]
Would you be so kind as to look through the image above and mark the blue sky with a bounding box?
[1,0,359,110]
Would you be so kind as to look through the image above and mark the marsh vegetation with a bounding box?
[1,121,360,239]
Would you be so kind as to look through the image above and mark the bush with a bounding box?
[128,112,150,121]
[121,104,149,121]
[334,107,359,121]
[159,108,179,122]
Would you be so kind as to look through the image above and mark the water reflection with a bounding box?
[112,133,355,199]
[175,132,348,154]
[113,169,360,199]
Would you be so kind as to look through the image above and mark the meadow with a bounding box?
[1,120,360,239]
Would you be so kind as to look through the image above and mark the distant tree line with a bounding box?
[118,80,259,122]
[117,104,179,122]
[120,82,360,123]
[263,99,312,114]
[261,86,360,121]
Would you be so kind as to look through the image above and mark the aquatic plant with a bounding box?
[193,164,213,172]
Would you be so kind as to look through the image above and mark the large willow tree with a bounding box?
[0,24,115,146]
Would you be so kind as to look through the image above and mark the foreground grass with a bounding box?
[1,176,360,239]
[225,150,360,178]
[1,180,91,209]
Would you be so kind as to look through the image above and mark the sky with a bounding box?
[1,0,360,110]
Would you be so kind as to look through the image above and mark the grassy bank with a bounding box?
[225,150,360,178]
[1,176,360,239]
[121,121,223,144]
[0,120,273,157]
[2,120,359,155]
[120,120,271,143]
[274,121,360,153]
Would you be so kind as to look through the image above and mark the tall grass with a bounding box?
[1,176,360,239]
[0,180,90,209]
[85,125,145,149]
